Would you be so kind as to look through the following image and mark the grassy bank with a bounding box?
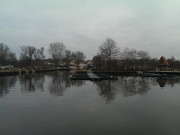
[0,68,70,76]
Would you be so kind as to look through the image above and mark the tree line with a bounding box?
[1,39,180,71]
[92,38,180,71]
[0,42,85,69]
[0,43,16,66]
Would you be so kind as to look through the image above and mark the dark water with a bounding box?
[1,71,180,135]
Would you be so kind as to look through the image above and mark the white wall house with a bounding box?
[79,63,87,69]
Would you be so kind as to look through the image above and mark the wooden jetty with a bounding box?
[141,73,175,77]
[87,73,100,80]
[70,72,117,80]
[136,71,175,77]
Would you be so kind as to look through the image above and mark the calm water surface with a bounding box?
[1,71,180,135]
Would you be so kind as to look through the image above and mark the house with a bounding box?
[70,60,77,69]
[79,62,87,69]
[157,56,174,71]
[1,65,14,70]
[87,60,92,65]
[86,60,93,69]
[159,56,169,68]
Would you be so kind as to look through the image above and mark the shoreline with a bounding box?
[1,69,180,76]
[0,68,70,76]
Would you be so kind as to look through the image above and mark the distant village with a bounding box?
[1,39,180,73]
[43,56,178,72]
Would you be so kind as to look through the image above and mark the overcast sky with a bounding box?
[0,0,180,59]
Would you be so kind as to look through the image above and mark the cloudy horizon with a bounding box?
[1,0,180,59]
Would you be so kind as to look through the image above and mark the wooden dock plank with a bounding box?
[70,72,117,80]
[87,73,100,79]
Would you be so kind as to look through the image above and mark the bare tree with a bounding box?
[99,38,120,70]
[63,50,72,68]
[0,43,9,65]
[33,47,45,66]
[0,43,16,66]
[92,54,103,70]
[137,50,150,71]
[128,48,137,71]
[20,46,36,67]
[34,47,45,61]
[167,56,180,69]
[71,51,85,69]
[8,53,17,66]
[48,42,66,66]
[121,48,130,71]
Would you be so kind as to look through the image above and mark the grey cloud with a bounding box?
[1,0,180,59]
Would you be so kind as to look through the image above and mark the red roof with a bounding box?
[71,60,76,63]
[160,56,169,66]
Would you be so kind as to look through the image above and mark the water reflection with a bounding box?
[48,71,85,96]
[118,77,152,96]
[18,71,86,96]
[156,77,180,87]
[0,76,17,97]
[95,81,117,103]
[48,71,70,96]
[71,80,85,87]
[20,74,45,92]
[156,78,169,87]
[69,70,86,87]
[95,77,152,103]
[95,77,180,103]
[1,73,180,135]
[1,71,180,99]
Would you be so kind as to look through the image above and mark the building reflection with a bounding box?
[156,78,169,87]
[0,76,17,97]
[156,77,180,88]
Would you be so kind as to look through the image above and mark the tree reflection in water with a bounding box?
[95,80,117,103]
[95,76,180,102]
[48,71,85,96]
[49,71,69,96]
[71,80,85,87]
[2,72,180,98]
[95,77,153,103]
[156,77,180,88]
[20,74,45,92]
[0,76,17,97]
